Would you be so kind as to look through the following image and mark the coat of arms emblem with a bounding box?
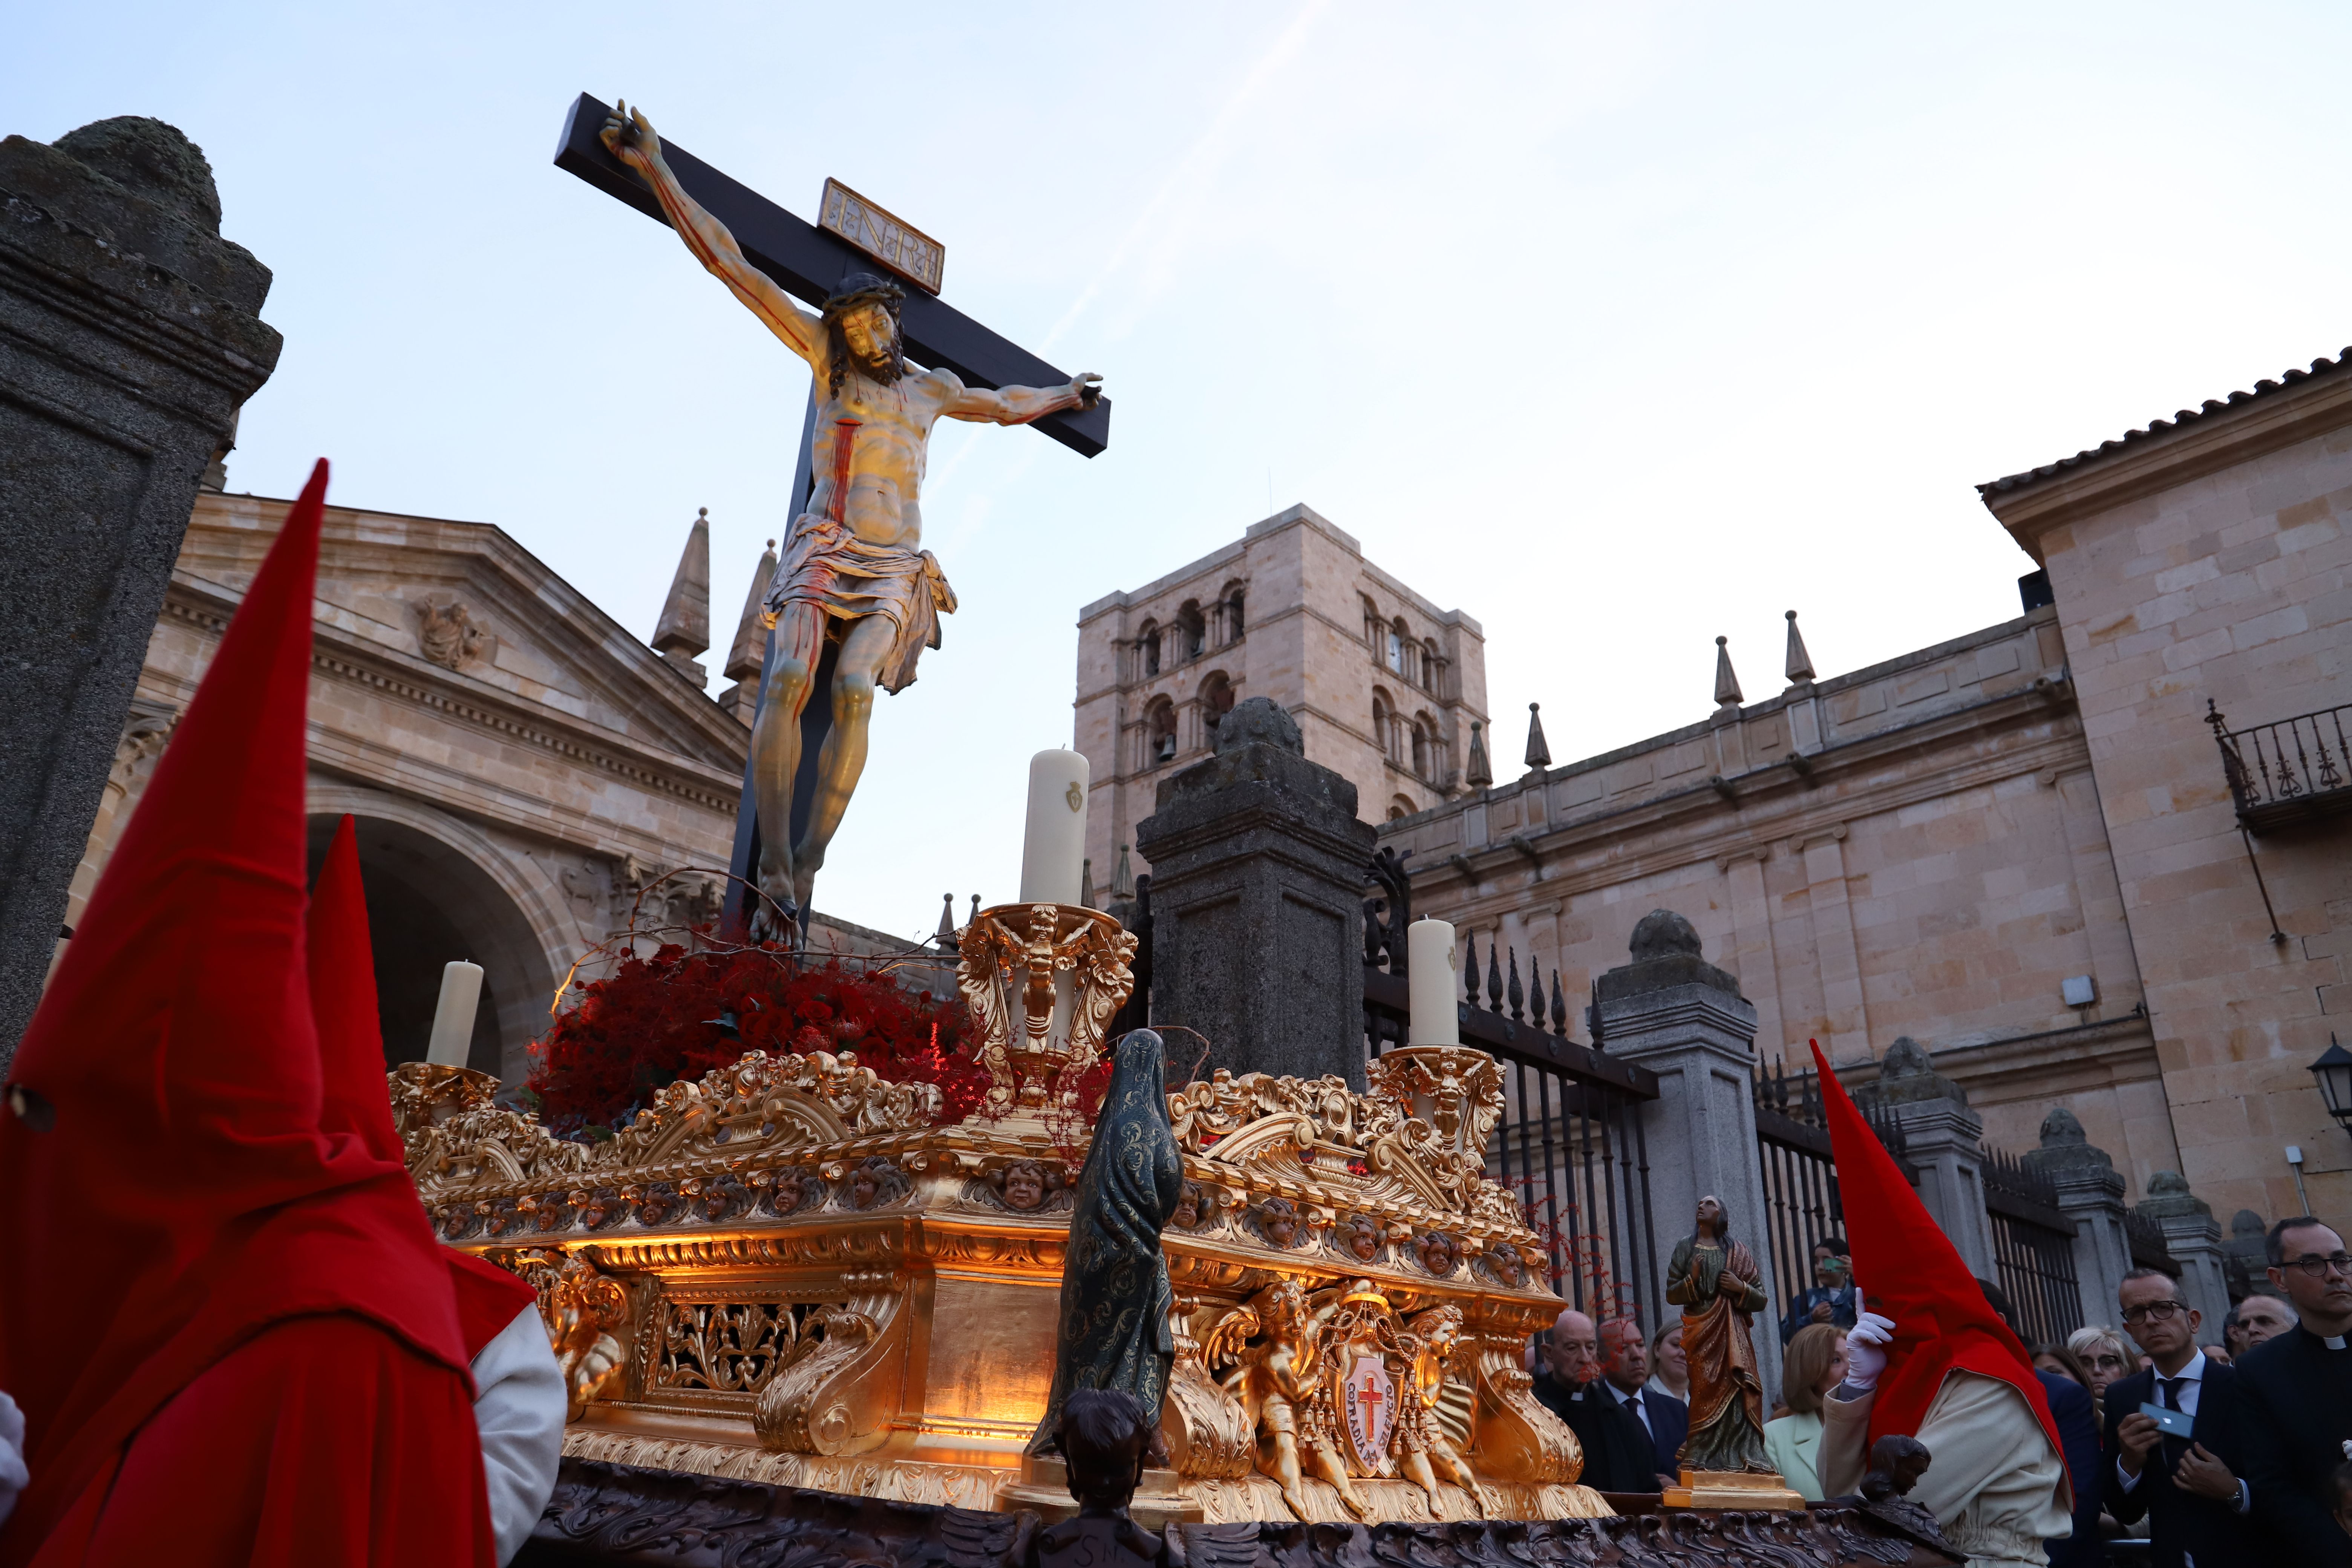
[1342,1349,1394,1472]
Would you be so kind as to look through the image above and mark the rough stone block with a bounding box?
[0,118,280,1064]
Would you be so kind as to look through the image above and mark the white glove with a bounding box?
[1844,1309,1896,1391]
[0,1389,27,1530]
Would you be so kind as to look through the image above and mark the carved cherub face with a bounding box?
[1170,1182,1202,1230]
[1344,1215,1382,1261]
[1001,1162,1047,1211]
[1417,1231,1458,1276]
[1258,1198,1298,1249]
[850,1169,880,1209]
[1488,1245,1525,1286]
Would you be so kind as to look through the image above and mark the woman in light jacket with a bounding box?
[1762,1321,1847,1500]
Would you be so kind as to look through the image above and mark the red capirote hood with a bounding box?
[1808,1039,2066,1480]
[308,813,537,1356]
[0,462,481,1557]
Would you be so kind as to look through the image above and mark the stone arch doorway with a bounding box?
[305,812,559,1083]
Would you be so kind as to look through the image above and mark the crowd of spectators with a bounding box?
[1523,1216,2352,1562]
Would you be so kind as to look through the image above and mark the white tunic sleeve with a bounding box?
[471,1305,567,1565]
[0,1390,26,1529]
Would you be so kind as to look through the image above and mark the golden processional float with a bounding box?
[397,898,1608,1526]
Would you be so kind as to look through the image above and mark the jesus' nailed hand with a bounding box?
[596,101,1103,922]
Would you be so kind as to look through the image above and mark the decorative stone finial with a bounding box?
[1464,720,1493,789]
[1213,695,1302,756]
[1109,843,1135,901]
[935,893,959,951]
[1628,909,1703,962]
[1523,703,1551,770]
[2022,1104,2115,1176]
[54,116,222,232]
[652,507,712,682]
[723,535,780,684]
[1784,610,1816,686]
[2230,1208,2266,1240]
[2137,1169,2213,1220]
[1875,1036,1967,1107]
[2038,1107,2087,1146]
[1713,636,1743,709]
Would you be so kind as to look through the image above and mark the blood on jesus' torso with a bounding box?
[802,355,953,552]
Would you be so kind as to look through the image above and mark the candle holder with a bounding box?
[955,902,1137,1121]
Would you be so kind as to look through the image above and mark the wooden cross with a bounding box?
[552,93,1112,937]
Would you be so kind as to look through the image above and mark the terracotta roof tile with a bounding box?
[1977,348,2352,497]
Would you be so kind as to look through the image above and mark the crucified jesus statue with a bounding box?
[602,104,1102,932]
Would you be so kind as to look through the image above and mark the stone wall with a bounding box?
[1984,360,2352,1228]
[1380,608,2183,1199]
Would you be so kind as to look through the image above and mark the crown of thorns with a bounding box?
[822,273,906,323]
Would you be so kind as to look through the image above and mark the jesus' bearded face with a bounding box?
[839,303,898,374]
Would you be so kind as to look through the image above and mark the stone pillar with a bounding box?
[1593,909,1783,1406]
[1873,1039,1997,1282]
[2022,1108,2135,1332]
[0,117,280,1065]
[1134,697,1375,1088]
[2138,1172,2232,1336]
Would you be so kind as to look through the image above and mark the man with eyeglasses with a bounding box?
[2102,1267,2250,1566]
[2235,1216,2352,1565]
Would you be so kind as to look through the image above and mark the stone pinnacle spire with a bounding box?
[1523,702,1551,770]
[1713,635,1743,710]
[1783,609,1816,686]
[724,537,779,684]
[652,506,712,683]
[719,536,779,724]
[1464,720,1493,789]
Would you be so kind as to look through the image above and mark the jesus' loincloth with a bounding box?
[761,515,957,694]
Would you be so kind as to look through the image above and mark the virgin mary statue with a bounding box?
[1027,1028,1185,1455]
[1665,1195,1775,1473]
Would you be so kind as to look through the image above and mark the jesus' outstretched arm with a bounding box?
[939,367,1104,426]
[599,103,823,365]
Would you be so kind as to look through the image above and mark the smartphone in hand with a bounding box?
[2138,1402,2195,1438]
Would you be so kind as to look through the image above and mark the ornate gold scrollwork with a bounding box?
[610,1049,940,1168]
[1464,1331,1582,1486]
[750,1300,903,1456]
[516,1250,631,1423]
[657,1300,796,1394]
[955,902,1136,1118]
[1160,1297,1256,1481]
[393,1063,589,1192]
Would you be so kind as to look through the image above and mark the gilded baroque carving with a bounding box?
[956,903,1136,1118]
[512,1250,630,1422]
[752,1303,897,1456]
[393,1063,589,1195]
[610,1050,940,1167]
[658,1300,796,1394]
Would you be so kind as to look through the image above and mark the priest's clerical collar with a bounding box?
[2327,1334,2347,1351]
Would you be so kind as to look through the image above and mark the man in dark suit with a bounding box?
[1530,1307,1664,1493]
[1596,1317,1688,1486]
[2102,1266,2252,1568]
[2236,1217,2352,1567]
[1781,1237,1859,1345]
[2037,1366,2105,1567]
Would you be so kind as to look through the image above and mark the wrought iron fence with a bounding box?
[1363,850,1663,1325]
[2125,1206,2181,1279]
[1981,1146,2086,1345]
[1749,1058,1917,1329]
[2207,697,2352,832]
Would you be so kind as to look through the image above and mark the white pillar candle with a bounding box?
[425,960,484,1067]
[1407,918,1459,1047]
[1018,748,1090,906]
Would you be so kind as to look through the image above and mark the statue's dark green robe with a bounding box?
[1026,1029,1184,1455]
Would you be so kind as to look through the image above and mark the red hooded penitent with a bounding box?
[307,813,538,1355]
[0,462,498,1566]
[1808,1039,2066,1473]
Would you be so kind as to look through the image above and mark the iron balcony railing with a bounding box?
[2207,697,2352,833]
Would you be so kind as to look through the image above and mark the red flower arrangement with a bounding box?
[526,944,992,1138]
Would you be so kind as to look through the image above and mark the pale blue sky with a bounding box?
[12,3,2351,941]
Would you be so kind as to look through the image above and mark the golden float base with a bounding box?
[1660,1467,1807,1511]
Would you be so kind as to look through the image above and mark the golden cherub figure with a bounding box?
[1204,1279,1367,1521]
